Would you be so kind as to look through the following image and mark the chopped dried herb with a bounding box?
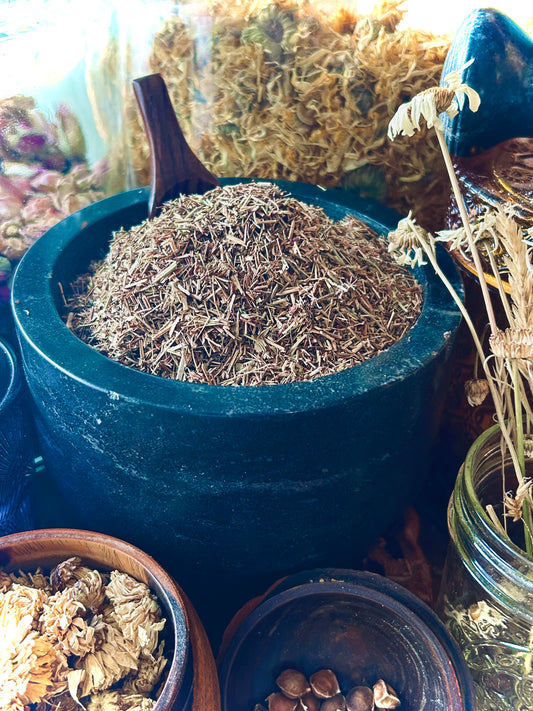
[66,182,421,386]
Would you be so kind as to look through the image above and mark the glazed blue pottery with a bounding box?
[441,8,533,157]
[11,179,461,636]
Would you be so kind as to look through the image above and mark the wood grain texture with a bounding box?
[0,528,219,710]
[133,73,219,218]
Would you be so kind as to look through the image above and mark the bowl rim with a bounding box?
[11,179,462,417]
[0,527,191,709]
[0,336,21,412]
[217,570,476,711]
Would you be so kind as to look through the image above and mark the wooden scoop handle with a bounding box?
[133,73,220,217]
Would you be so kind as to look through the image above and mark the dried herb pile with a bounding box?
[67,182,421,386]
[126,0,451,230]
[0,557,169,711]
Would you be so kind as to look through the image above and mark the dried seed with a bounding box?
[345,685,375,711]
[320,692,347,711]
[276,669,311,698]
[309,669,341,699]
[298,692,321,711]
[267,692,299,711]
[373,680,400,709]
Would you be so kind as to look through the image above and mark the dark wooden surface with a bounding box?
[133,73,219,218]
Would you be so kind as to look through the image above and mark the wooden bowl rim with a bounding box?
[0,527,191,709]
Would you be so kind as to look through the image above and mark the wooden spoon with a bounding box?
[133,73,220,218]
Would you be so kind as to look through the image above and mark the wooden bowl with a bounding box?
[0,527,220,711]
[218,569,476,711]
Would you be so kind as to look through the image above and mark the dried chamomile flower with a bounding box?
[240,3,297,63]
[504,479,533,522]
[2,583,47,624]
[74,622,140,698]
[122,643,168,695]
[387,211,434,267]
[104,571,165,656]
[39,588,95,657]
[72,568,107,612]
[388,58,480,138]
[0,586,69,709]
[0,632,65,709]
[51,556,95,592]
[464,378,490,407]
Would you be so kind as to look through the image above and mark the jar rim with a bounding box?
[454,423,533,606]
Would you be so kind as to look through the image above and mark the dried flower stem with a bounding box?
[435,128,498,335]
[411,226,523,483]
[511,358,533,553]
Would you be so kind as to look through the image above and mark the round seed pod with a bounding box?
[309,669,341,699]
[346,685,375,711]
[276,669,311,699]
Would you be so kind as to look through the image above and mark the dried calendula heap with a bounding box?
[0,556,170,711]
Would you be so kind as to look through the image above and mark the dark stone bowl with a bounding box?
[218,569,476,711]
[11,179,461,637]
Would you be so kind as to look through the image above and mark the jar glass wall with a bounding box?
[119,0,452,229]
[437,425,533,711]
[0,0,126,264]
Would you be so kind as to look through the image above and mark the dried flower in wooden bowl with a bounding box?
[0,529,194,711]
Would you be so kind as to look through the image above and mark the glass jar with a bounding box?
[437,424,533,711]
[119,0,452,229]
[0,0,126,265]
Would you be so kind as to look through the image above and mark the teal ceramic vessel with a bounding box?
[11,179,461,634]
[441,8,533,157]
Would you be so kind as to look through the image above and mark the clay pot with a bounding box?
[11,179,461,637]
[0,528,220,710]
[218,569,476,711]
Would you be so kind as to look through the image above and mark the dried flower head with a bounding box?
[464,378,490,407]
[387,211,434,267]
[504,479,533,522]
[388,58,480,138]
[489,328,533,361]
[0,586,68,709]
